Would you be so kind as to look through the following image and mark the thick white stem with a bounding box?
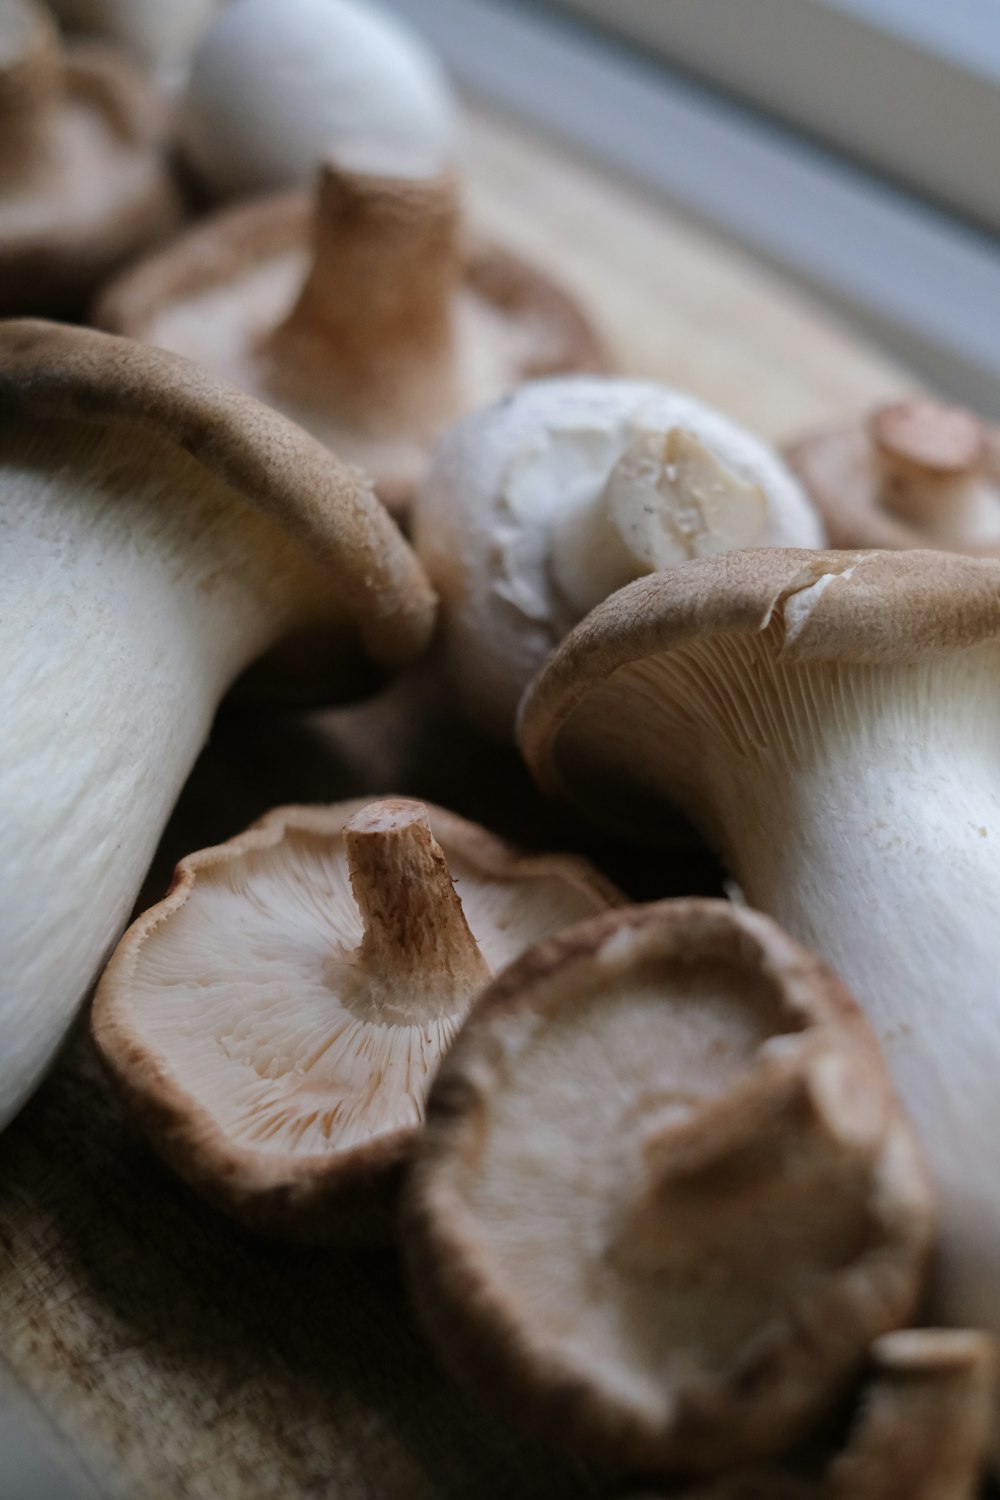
[712,719,1000,1335]
[0,421,330,1126]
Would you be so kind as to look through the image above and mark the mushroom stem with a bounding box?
[871,399,996,542]
[829,1329,995,1499]
[271,150,460,431]
[699,646,1000,1336]
[344,799,489,1022]
[616,1050,883,1277]
[0,0,61,165]
[549,427,767,618]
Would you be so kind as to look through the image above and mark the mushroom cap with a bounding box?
[91,799,619,1243]
[519,547,1000,836]
[0,2,181,316]
[413,376,822,739]
[0,318,436,681]
[786,398,1000,555]
[402,900,932,1474]
[179,0,457,197]
[94,183,609,513]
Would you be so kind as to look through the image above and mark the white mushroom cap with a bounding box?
[92,798,619,1242]
[412,376,824,739]
[180,0,457,199]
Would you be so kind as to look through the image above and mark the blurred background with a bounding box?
[385,0,1000,416]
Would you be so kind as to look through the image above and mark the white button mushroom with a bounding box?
[519,546,1000,1375]
[0,320,435,1131]
[179,0,458,199]
[412,377,824,739]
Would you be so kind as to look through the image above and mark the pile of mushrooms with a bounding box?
[4,3,1000,1492]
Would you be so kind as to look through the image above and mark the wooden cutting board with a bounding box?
[0,104,916,1500]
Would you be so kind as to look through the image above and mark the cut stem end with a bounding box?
[344,799,489,1024]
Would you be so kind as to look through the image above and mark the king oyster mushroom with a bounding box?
[519,546,1000,1359]
[786,396,1000,554]
[411,376,823,739]
[403,900,932,1474]
[95,149,608,515]
[0,319,435,1130]
[179,0,457,199]
[0,0,180,317]
[91,797,619,1242]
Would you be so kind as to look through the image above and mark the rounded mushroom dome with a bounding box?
[404,900,931,1474]
[92,798,619,1242]
[179,0,458,199]
[412,376,823,739]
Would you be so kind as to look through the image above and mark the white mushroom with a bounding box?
[0,320,435,1130]
[180,0,457,199]
[412,377,824,739]
[520,546,1000,1384]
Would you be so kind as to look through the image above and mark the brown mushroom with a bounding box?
[403,900,932,1476]
[91,797,620,1242]
[0,0,181,317]
[828,1329,995,1500]
[786,397,1000,554]
[0,318,434,1131]
[94,146,609,512]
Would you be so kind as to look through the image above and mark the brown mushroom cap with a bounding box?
[94,150,609,512]
[91,798,620,1243]
[518,547,1000,836]
[0,0,181,316]
[0,318,435,680]
[403,900,932,1475]
[786,398,1000,555]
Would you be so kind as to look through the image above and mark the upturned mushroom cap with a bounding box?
[94,152,609,513]
[786,397,1000,555]
[92,798,619,1243]
[178,0,456,198]
[828,1328,995,1500]
[0,319,434,1128]
[0,0,181,317]
[519,547,1000,837]
[403,900,932,1474]
[413,376,823,739]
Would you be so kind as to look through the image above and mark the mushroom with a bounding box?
[0,319,435,1130]
[786,397,1000,554]
[46,0,221,88]
[411,377,823,739]
[0,0,181,318]
[91,797,619,1242]
[179,0,457,198]
[403,900,932,1474]
[828,1328,995,1500]
[95,151,608,515]
[518,546,1000,1359]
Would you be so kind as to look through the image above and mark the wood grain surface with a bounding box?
[0,103,916,1500]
